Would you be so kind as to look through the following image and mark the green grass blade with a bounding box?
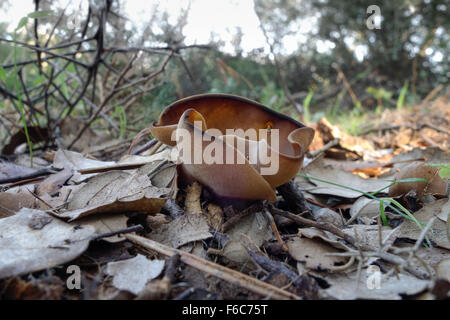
[396,81,408,110]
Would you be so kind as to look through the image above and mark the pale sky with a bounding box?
[2,0,334,56]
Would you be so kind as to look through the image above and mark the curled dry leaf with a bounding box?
[0,208,94,279]
[56,171,168,221]
[389,162,447,198]
[105,254,165,295]
[316,117,376,159]
[150,94,315,202]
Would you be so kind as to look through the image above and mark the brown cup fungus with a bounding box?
[150,94,315,203]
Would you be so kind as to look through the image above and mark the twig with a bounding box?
[263,209,288,252]
[0,167,61,184]
[332,63,361,108]
[125,233,299,300]
[245,248,318,299]
[131,139,158,156]
[270,206,429,279]
[308,138,340,158]
[90,225,144,241]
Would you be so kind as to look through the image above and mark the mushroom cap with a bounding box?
[151,94,315,201]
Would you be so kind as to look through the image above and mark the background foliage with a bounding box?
[0,0,448,150]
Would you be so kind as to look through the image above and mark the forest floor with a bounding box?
[0,94,448,300]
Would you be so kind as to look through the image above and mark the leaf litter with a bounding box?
[0,96,449,300]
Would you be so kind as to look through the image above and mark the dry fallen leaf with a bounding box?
[0,188,37,216]
[316,117,376,159]
[119,148,173,164]
[148,213,212,248]
[0,161,38,180]
[298,227,351,251]
[287,236,347,271]
[222,212,273,266]
[320,268,430,300]
[106,254,165,295]
[53,149,115,183]
[342,225,400,250]
[56,170,168,221]
[435,258,450,282]
[399,198,450,249]
[296,156,391,198]
[35,168,73,196]
[311,207,343,227]
[0,208,94,279]
[77,213,129,243]
[389,162,447,198]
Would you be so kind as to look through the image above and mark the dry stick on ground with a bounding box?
[245,247,319,299]
[125,233,299,300]
[0,167,61,184]
[308,138,340,158]
[147,141,163,156]
[90,225,144,241]
[270,206,429,279]
[387,216,437,280]
[263,208,288,252]
[131,139,158,156]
